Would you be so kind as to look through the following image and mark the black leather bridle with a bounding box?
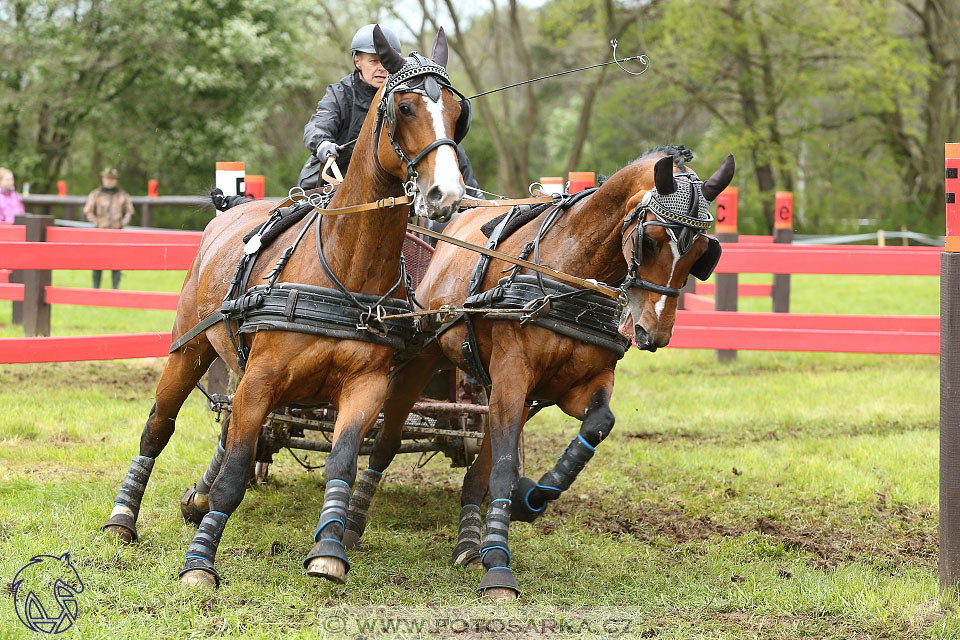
[620,172,718,298]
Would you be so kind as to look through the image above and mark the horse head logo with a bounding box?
[12,553,85,634]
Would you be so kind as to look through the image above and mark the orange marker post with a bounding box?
[947,143,960,252]
[774,191,793,230]
[57,181,67,197]
[148,180,159,198]
[714,186,738,234]
[539,177,563,196]
[245,175,265,200]
[772,191,793,313]
[567,172,595,194]
[942,142,960,592]
[713,186,738,361]
[215,161,245,198]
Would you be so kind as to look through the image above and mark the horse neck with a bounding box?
[535,173,638,283]
[313,116,408,295]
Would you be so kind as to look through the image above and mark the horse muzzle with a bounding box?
[634,326,658,352]
[421,183,463,222]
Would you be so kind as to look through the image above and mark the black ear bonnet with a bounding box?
[380,53,471,144]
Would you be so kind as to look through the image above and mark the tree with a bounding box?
[643,0,921,232]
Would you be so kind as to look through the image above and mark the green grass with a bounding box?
[0,271,955,638]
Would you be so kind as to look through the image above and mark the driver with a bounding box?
[297,24,479,192]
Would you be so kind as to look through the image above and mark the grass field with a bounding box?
[0,270,954,638]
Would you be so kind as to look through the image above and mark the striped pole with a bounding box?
[942,142,960,591]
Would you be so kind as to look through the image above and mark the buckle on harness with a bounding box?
[357,305,389,337]
[520,296,552,327]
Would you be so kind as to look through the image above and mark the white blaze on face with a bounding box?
[420,95,462,201]
[654,238,681,319]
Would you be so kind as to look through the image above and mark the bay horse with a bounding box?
[101,26,470,588]
[343,146,735,599]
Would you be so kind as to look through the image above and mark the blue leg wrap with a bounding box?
[304,479,352,572]
[179,510,228,587]
[103,455,155,540]
[510,435,595,522]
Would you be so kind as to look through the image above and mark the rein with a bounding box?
[406,222,622,300]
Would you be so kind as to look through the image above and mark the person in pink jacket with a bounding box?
[0,168,25,224]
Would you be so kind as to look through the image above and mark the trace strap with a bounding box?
[407,223,621,300]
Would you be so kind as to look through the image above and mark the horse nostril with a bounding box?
[426,185,443,206]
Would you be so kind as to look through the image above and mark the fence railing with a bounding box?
[22,194,209,228]
[0,214,943,363]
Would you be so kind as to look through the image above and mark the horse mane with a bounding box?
[597,144,694,187]
[630,144,694,169]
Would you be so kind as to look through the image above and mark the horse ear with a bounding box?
[431,27,448,68]
[654,156,677,195]
[373,24,404,74]
[701,154,735,201]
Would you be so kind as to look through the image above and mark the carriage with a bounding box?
[201,231,494,486]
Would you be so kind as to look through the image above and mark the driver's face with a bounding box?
[355,52,388,88]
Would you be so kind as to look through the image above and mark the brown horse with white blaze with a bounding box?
[101,26,468,588]
[343,146,735,599]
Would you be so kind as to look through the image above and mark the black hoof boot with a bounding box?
[102,507,138,544]
[304,539,351,584]
[180,487,210,527]
[509,477,548,523]
[180,486,209,526]
[451,541,482,568]
[179,557,221,588]
[478,567,520,600]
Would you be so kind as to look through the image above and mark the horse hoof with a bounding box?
[482,587,519,602]
[342,529,362,551]
[306,557,348,584]
[179,487,208,526]
[453,547,481,569]
[180,569,217,588]
[103,525,135,544]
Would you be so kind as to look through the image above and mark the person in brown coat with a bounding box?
[83,167,134,289]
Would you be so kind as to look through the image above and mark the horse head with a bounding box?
[372,25,466,222]
[618,151,735,350]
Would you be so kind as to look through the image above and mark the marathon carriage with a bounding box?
[200,230,495,486]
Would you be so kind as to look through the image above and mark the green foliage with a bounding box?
[1,0,954,234]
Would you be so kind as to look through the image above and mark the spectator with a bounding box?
[297,23,478,191]
[83,167,134,289]
[0,168,25,223]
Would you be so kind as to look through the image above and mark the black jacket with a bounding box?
[298,71,478,191]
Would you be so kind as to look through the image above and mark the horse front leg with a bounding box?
[476,373,533,601]
[510,377,614,522]
[103,341,218,543]
[178,365,281,587]
[342,345,447,550]
[305,373,388,584]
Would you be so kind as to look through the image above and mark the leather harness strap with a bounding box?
[407,223,622,300]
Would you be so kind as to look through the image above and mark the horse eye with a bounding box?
[642,235,657,257]
[399,103,414,116]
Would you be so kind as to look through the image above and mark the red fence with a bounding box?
[0,219,943,362]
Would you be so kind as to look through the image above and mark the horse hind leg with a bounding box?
[452,433,490,569]
[103,340,219,544]
[179,366,279,588]
[180,412,231,526]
